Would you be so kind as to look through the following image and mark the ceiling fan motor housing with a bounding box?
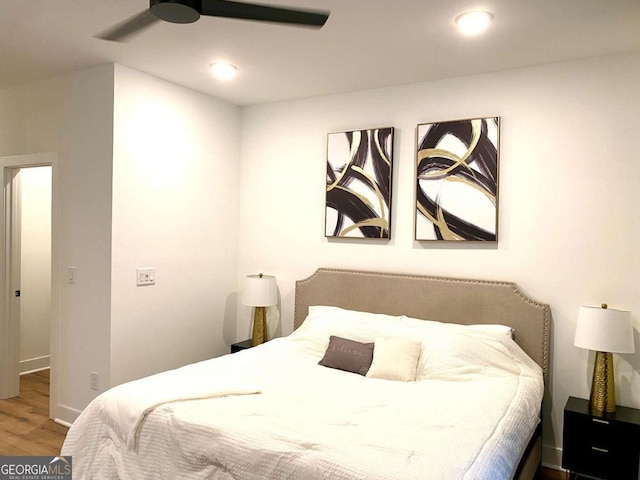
[150,0,202,23]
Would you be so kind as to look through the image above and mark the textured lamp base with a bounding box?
[590,351,616,414]
[251,306,268,347]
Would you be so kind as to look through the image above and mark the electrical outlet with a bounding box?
[90,371,99,391]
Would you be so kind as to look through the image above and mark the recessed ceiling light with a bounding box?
[455,11,493,36]
[209,62,238,81]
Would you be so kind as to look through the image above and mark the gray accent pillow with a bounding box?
[318,336,374,375]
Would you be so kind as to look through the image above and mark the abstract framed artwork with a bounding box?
[415,117,499,241]
[325,127,394,239]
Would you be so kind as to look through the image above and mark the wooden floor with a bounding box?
[0,371,566,478]
[0,370,68,456]
[540,468,568,479]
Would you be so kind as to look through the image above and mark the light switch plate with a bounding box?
[136,267,156,286]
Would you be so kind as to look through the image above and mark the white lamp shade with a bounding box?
[242,274,277,307]
[574,306,635,354]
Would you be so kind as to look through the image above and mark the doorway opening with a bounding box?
[17,166,52,376]
[0,153,57,421]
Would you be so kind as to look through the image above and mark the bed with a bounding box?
[61,268,550,480]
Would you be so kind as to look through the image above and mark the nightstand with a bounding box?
[230,339,253,353]
[562,396,640,479]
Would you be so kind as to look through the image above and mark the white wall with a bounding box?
[110,65,241,386]
[19,166,52,373]
[0,65,114,421]
[238,51,640,467]
[0,63,242,421]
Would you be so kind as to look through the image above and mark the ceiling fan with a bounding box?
[98,0,330,42]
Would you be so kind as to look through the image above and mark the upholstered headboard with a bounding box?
[294,268,550,381]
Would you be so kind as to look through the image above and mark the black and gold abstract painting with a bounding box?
[415,117,499,241]
[326,127,394,238]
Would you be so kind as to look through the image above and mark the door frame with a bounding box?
[0,153,59,418]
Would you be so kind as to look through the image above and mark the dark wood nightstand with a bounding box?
[230,339,253,353]
[562,396,640,479]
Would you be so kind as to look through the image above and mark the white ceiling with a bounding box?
[2,0,640,106]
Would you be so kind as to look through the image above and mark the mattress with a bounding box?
[62,308,544,480]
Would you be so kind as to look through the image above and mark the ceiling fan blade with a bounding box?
[96,10,160,42]
[201,0,329,28]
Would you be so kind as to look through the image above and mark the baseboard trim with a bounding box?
[20,355,50,374]
[54,418,73,428]
[542,444,564,471]
[53,404,81,426]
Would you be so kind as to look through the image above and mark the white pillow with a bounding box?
[366,337,422,382]
[293,306,402,339]
[376,317,522,380]
[288,306,403,356]
[466,323,515,339]
[399,315,514,338]
[307,305,402,324]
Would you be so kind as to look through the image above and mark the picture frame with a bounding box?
[415,117,499,241]
[325,127,394,239]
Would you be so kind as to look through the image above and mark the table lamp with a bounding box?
[574,304,634,414]
[242,273,277,346]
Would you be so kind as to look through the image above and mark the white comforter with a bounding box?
[62,312,544,480]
